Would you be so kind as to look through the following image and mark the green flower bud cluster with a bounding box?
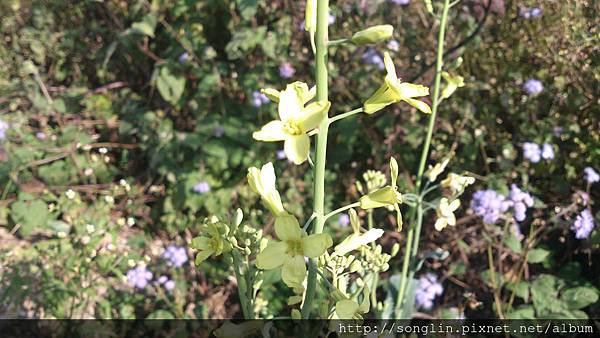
[357,244,391,274]
[356,169,387,195]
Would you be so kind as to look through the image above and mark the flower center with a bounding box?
[282,121,303,136]
[286,239,304,256]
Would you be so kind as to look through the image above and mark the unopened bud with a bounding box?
[351,25,394,46]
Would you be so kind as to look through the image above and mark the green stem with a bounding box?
[323,202,360,221]
[302,0,329,319]
[395,0,451,314]
[328,107,363,124]
[232,251,254,319]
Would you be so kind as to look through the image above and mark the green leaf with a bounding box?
[131,13,158,37]
[527,248,550,263]
[506,281,529,301]
[507,305,535,319]
[237,0,258,20]
[504,233,522,254]
[561,287,599,310]
[10,199,49,236]
[156,66,186,104]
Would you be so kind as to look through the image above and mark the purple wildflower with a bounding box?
[571,209,595,239]
[126,266,153,289]
[328,14,336,25]
[387,40,400,52]
[509,184,534,222]
[0,119,8,140]
[362,48,385,70]
[251,90,270,107]
[178,52,189,63]
[157,275,169,284]
[276,150,287,160]
[164,280,176,291]
[471,190,512,224]
[523,142,541,163]
[415,273,443,310]
[523,79,544,95]
[391,0,411,5]
[279,62,295,79]
[193,181,210,194]
[35,132,47,140]
[338,214,350,227]
[541,143,554,160]
[530,7,542,17]
[163,245,188,267]
[583,167,599,184]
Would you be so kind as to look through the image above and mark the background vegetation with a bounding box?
[1,0,598,319]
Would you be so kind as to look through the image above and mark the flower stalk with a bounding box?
[396,0,451,313]
[301,0,330,319]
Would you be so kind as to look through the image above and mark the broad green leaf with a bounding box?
[156,66,186,104]
[10,199,49,236]
[507,306,535,319]
[131,14,158,37]
[561,287,599,310]
[527,248,550,263]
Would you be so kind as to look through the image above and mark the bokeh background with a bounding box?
[0,0,598,319]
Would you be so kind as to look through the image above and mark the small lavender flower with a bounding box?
[328,14,336,25]
[251,90,270,107]
[571,209,595,239]
[471,190,512,224]
[276,150,287,160]
[178,52,189,63]
[163,245,188,267]
[415,273,443,310]
[127,266,153,289]
[279,62,295,79]
[387,40,400,52]
[0,119,9,140]
[523,79,544,95]
[157,275,169,284]
[390,0,411,5]
[164,280,176,291]
[523,142,541,163]
[530,7,542,17]
[519,7,532,18]
[509,184,534,222]
[193,181,211,194]
[338,214,350,227]
[35,132,47,140]
[583,167,599,184]
[362,48,385,70]
[541,143,554,160]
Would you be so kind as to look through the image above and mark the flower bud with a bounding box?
[351,25,394,46]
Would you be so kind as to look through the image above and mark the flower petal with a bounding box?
[403,98,432,115]
[284,134,310,165]
[397,82,430,98]
[255,241,287,269]
[297,101,329,132]
[383,52,397,80]
[253,120,286,142]
[278,84,304,121]
[275,213,301,240]
[333,228,383,256]
[302,233,333,258]
[281,255,307,288]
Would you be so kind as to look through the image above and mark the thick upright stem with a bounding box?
[396,0,450,314]
[301,0,329,319]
